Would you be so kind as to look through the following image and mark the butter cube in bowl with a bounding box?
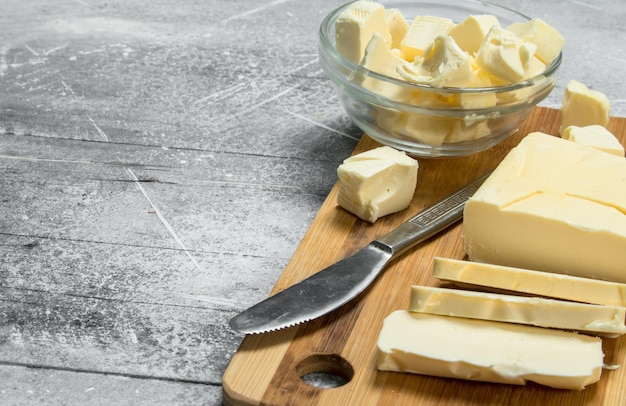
[318,0,563,158]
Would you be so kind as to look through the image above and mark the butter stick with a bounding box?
[463,132,626,283]
[377,310,603,390]
[432,257,626,307]
[409,285,626,337]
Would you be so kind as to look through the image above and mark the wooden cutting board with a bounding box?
[222,107,626,406]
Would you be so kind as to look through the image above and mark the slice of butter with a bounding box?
[385,8,409,49]
[397,35,473,88]
[463,132,626,282]
[475,26,537,83]
[560,80,611,135]
[335,0,391,63]
[507,18,564,65]
[377,310,603,390]
[432,257,626,307]
[336,146,418,223]
[449,14,500,55]
[409,285,626,336]
[562,125,625,156]
[400,16,454,61]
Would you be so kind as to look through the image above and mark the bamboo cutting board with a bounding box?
[222,107,626,406]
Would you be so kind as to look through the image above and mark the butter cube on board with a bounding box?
[336,146,418,223]
[377,310,603,390]
[560,79,610,135]
[562,125,625,156]
[463,132,626,283]
[432,257,626,307]
[409,286,626,337]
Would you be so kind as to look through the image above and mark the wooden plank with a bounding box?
[223,107,626,405]
[0,364,221,405]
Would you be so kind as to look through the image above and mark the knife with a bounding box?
[229,172,491,334]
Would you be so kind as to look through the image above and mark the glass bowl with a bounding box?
[318,0,562,158]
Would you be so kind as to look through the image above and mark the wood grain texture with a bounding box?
[223,107,626,406]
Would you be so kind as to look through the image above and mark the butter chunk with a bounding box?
[560,80,611,135]
[475,26,537,83]
[361,33,404,79]
[449,14,500,55]
[335,0,391,63]
[337,146,418,223]
[385,8,409,49]
[397,35,473,88]
[354,33,411,102]
[400,16,454,61]
[463,132,626,282]
[377,310,603,390]
[562,125,624,156]
[432,257,626,307]
[508,18,564,65]
[410,286,626,336]
[458,67,498,108]
[378,112,482,147]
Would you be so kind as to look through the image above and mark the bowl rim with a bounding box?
[319,0,562,95]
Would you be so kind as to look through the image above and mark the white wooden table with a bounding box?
[1,1,624,404]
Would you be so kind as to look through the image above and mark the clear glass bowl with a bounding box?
[318,0,562,158]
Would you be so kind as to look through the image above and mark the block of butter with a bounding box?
[354,33,410,103]
[400,15,453,61]
[377,310,603,390]
[560,79,610,135]
[449,14,499,55]
[336,146,418,223]
[475,26,538,83]
[562,125,624,156]
[463,132,626,282]
[397,35,473,88]
[385,8,408,49]
[335,0,391,64]
[409,285,626,336]
[507,18,565,65]
[432,257,626,307]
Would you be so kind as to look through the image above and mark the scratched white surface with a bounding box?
[0,0,625,405]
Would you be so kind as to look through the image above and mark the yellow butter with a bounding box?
[410,285,626,336]
[377,310,603,390]
[475,26,537,83]
[560,80,611,135]
[449,14,499,55]
[400,15,454,61]
[335,0,391,63]
[376,103,491,146]
[336,146,418,223]
[463,132,626,282]
[507,18,564,65]
[562,125,624,156]
[397,35,473,88]
[432,257,626,307]
[458,67,498,108]
[354,33,412,102]
[385,8,409,49]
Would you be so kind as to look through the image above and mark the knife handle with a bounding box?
[375,172,490,257]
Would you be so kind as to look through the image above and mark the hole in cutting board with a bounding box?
[297,353,354,389]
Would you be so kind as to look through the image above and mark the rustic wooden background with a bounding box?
[1,0,624,405]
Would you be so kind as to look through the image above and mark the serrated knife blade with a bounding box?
[229,172,490,334]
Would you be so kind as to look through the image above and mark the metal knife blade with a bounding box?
[229,172,490,334]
